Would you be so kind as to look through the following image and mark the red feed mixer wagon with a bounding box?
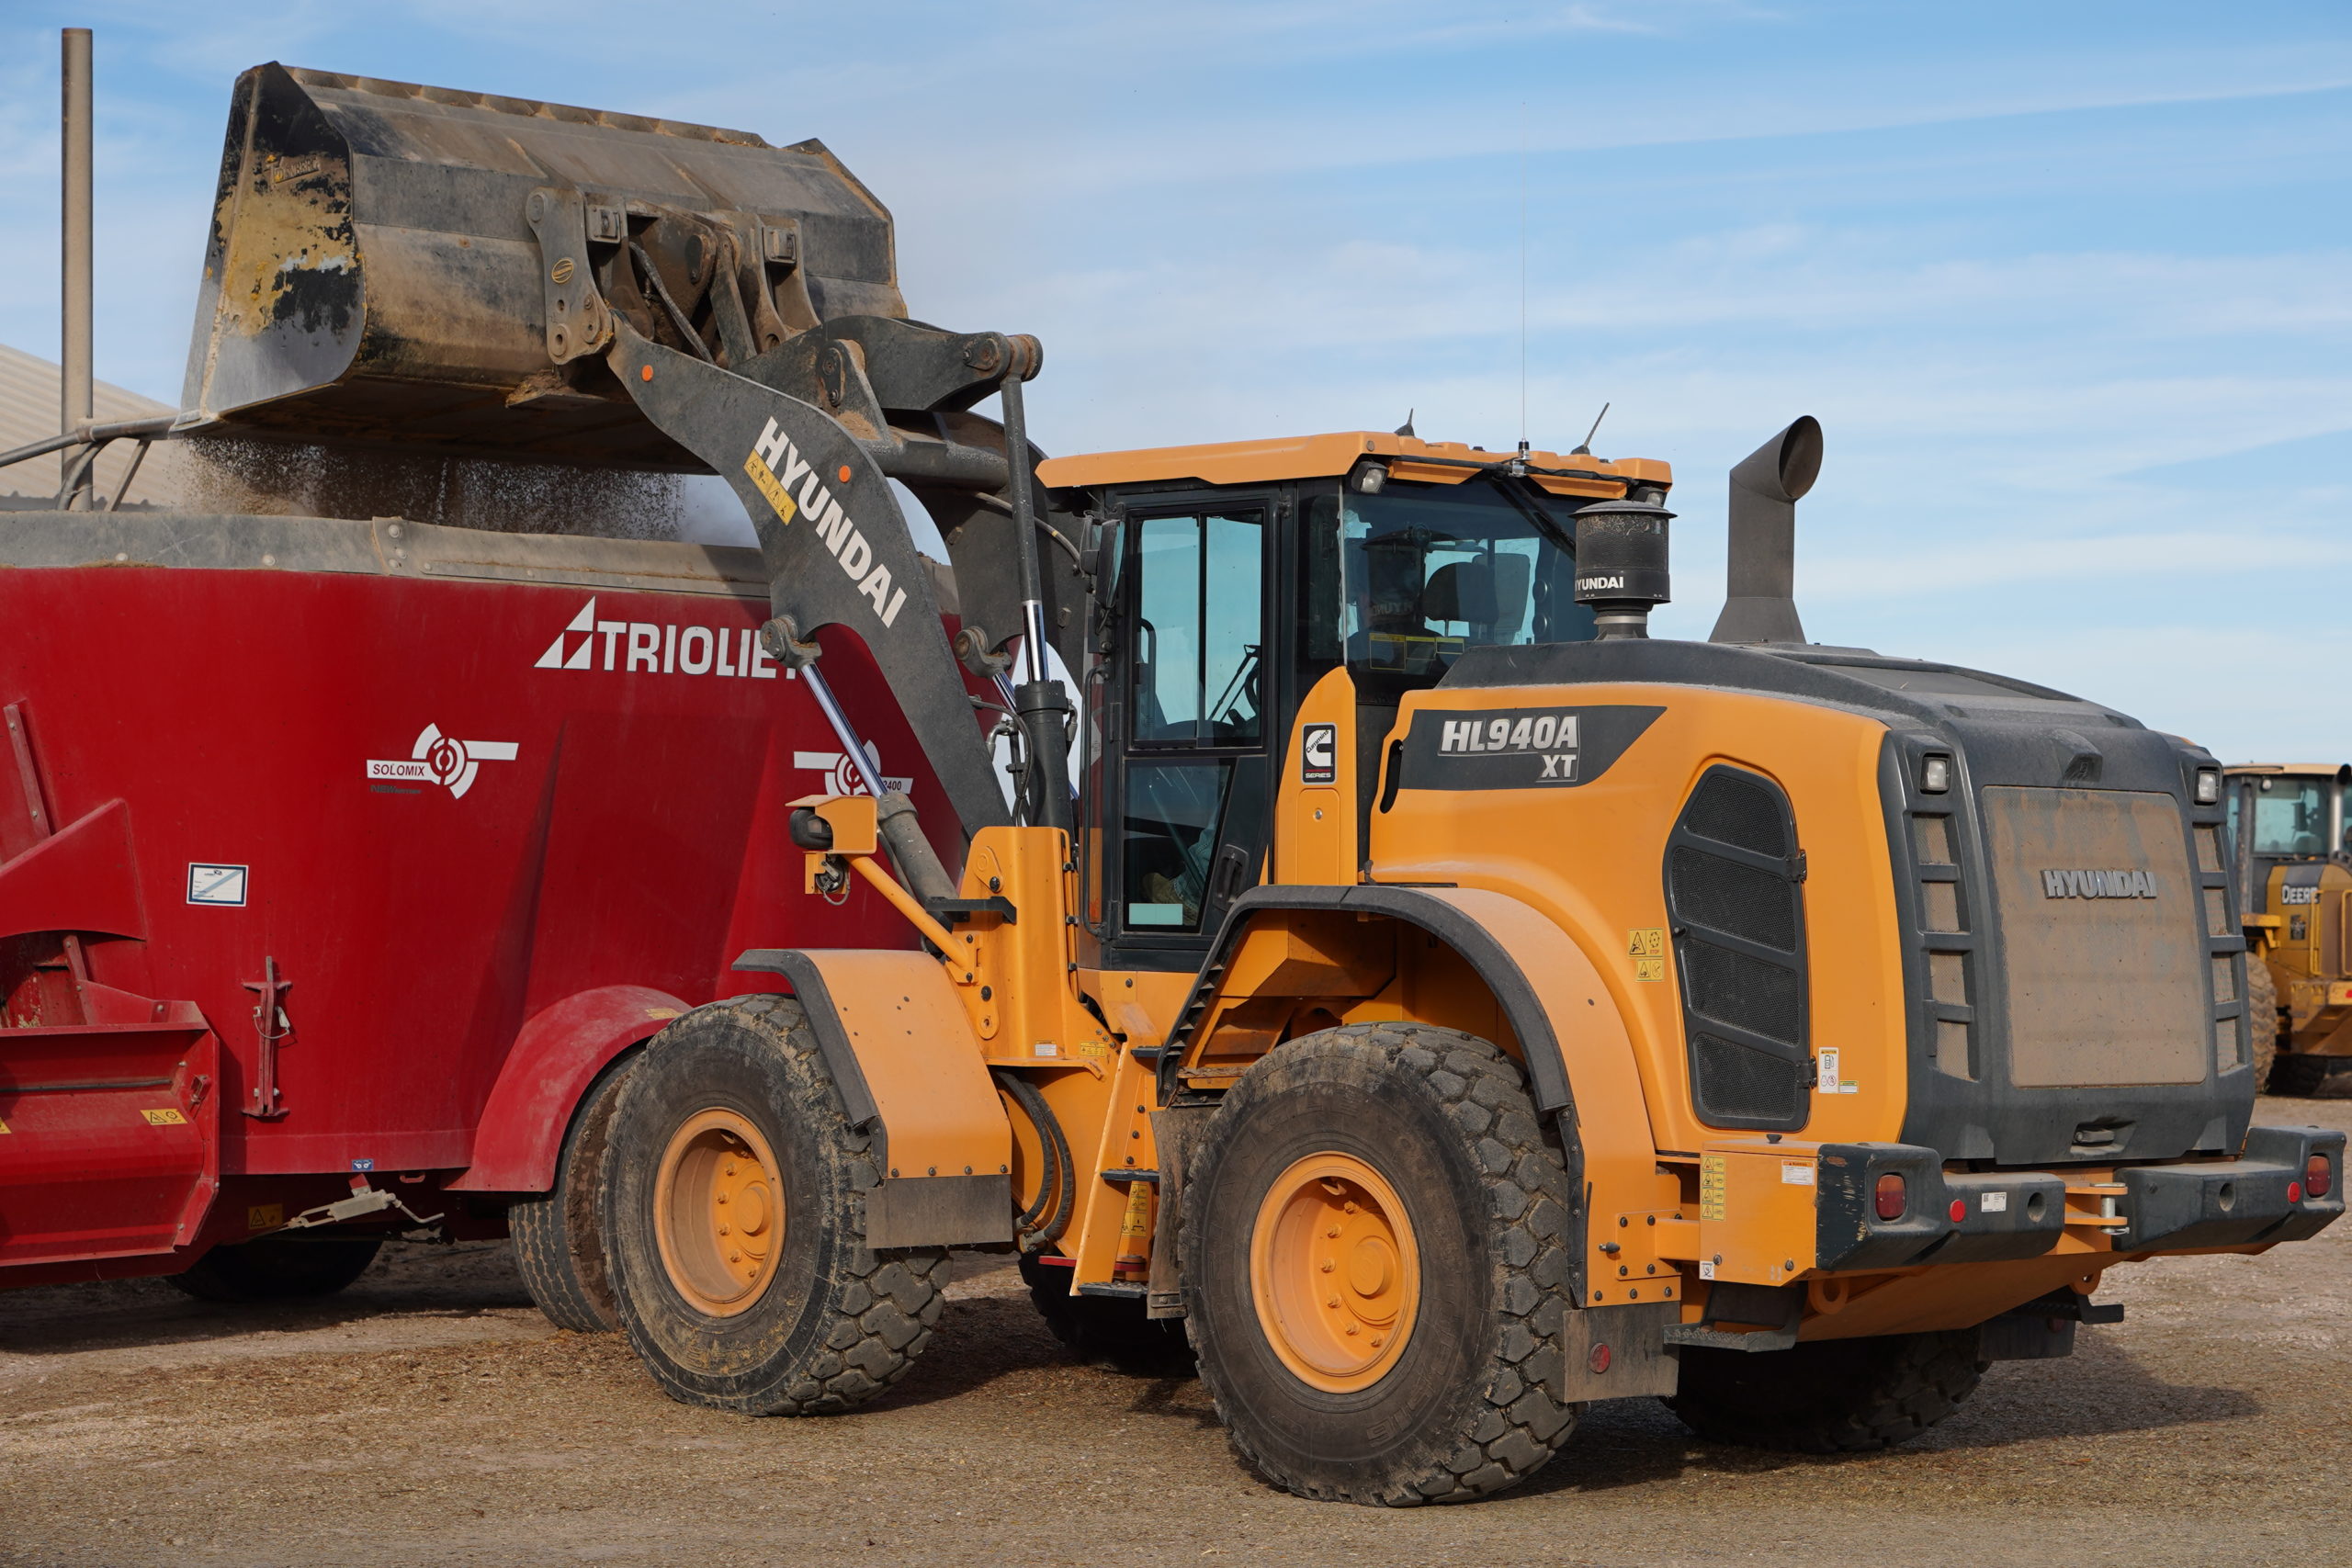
[0,64,1074,1315]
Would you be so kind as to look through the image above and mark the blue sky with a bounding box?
[4,2,2346,761]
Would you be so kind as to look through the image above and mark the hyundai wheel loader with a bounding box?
[141,62,2344,1506]
[2226,763,2352,1094]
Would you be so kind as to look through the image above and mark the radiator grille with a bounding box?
[1980,786,2207,1088]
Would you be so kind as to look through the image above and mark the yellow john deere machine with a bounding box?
[2227,764,2352,1094]
[184,64,2343,1506]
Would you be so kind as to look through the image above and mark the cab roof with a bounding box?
[2226,762,2351,779]
[1036,430,1672,502]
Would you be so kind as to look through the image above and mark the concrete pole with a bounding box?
[61,28,94,509]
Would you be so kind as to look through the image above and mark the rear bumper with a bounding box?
[1810,1125,2344,1271]
[2112,1125,2346,1251]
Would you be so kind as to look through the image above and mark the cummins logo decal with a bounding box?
[744,419,909,628]
[1399,705,1664,792]
[2041,868,2158,899]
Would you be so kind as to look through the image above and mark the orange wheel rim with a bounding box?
[1250,1152,1419,1393]
[652,1109,785,1317]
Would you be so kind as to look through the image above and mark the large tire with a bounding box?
[2246,955,2279,1092]
[1667,1328,1986,1452]
[1180,1025,1577,1506]
[1018,1250,1194,1375]
[599,995,946,1414]
[169,1233,383,1302]
[510,1052,637,1331]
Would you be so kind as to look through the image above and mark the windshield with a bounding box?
[2233,776,2335,858]
[1340,480,1591,680]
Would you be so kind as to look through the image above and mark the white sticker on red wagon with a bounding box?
[187,863,248,906]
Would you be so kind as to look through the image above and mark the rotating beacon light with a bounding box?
[1573,488,1675,640]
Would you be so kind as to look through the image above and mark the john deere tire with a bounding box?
[1667,1328,1986,1452]
[1181,1025,1577,1506]
[600,995,945,1415]
[2246,958,2279,1092]
[169,1233,382,1302]
[510,1052,637,1332]
[1018,1250,1194,1376]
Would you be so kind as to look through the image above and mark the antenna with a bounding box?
[1518,99,1529,459]
[1571,401,1609,456]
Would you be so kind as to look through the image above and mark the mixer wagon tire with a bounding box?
[510,1053,638,1332]
[598,995,946,1415]
[1666,1327,1986,1452]
[1017,1250,1194,1376]
[1180,1024,1578,1506]
[169,1233,383,1302]
[2246,958,2279,1091]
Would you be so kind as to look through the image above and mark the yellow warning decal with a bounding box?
[247,1203,284,1231]
[1074,1039,1112,1059]
[1119,1181,1152,1239]
[0,1118,11,1134]
[1700,1153,1727,1222]
[1628,929,1666,981]
[141,1108,188,1126]
[742,451,800,525]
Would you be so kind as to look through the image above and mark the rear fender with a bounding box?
[1164,885,1672,1309]
[448,985,685,1191]
[735,947,1012,1247]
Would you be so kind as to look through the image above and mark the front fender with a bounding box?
[735,947,1012,1247]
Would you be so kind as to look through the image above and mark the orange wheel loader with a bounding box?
[157,62,2345,1507]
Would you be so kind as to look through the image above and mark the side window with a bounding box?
[1133,512,1263,746]
[1120,508,1266,936]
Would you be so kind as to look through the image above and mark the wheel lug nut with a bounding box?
[1326,1226,1340,1238]
[1328,1296,1340,1309]
[1343,1201,1358,1214]
[1320,1260,1335,1273]
[1345,1324,1360,1336]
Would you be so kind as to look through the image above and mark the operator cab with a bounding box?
[1038,432,1669,970]
[2227,764,2352,863]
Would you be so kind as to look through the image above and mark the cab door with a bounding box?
[1099,499,1272,969]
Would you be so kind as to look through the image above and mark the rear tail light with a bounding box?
[1874,1173,1906,1221]
[2307,1154,2334,1200]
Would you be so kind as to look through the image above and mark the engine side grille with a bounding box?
[1691,1033,1809,1123]
[1668,765,1811,1132]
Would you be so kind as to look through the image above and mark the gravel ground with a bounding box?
[4,1096,2346,1568]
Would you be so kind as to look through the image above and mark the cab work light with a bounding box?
[1919,754,1951,795]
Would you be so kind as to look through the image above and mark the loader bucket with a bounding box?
[180,62,905,469]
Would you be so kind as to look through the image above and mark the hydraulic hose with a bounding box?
[992,1068,1074,1249]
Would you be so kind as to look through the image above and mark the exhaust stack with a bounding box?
[1708,415,1822,645]
[60,28,93,509]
